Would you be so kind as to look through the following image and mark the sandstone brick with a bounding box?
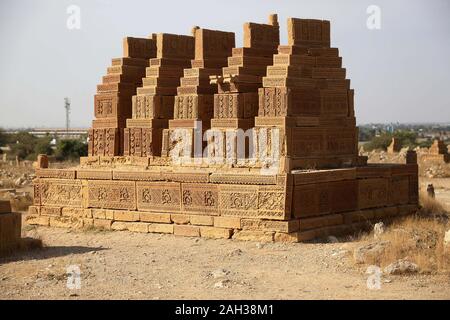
[113,210,140,222]
[111,221,129,231]
[25,215,49,226]
[190,215,214,226]
[241,219,299,233]
[232,230,274,242]
[200,226,232,239]
[84,209,93,218]
[173,225,200,237]
[83,218,94,228]
[127,222,149,233]
[40,206,62,217]
[140,212,171,224]
[62,207,85,218]
[148,223,174,234]
[297,229,317,242]
[49,216,82,229]
[92,209,106,219]
[214,216,241,229]
[171,214,190,225]
[94,219,112,230]
[28,205,40,216]
[274,232,300,243]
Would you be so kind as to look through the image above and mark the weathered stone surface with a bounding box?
[384,259,419,275]
[148,223,174,234]
[190,215,214,226]
[214,216,241,229]
[353,241,390,264]
[200,226,233,239]
[173,224,200,237]
[140,212,171,224]
[232,230,274,242]
[25,215,49,226]
[113,210,140,222]
[88,181,136,210]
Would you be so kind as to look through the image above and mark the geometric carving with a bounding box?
[39,179,83,208]
[181,183,219,215]
[87,180,136,210]
[358,178,388,209]
[136,182,181,212]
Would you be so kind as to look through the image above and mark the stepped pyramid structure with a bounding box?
[162,28,235,157]
[88,37,156,156]
[208,15,279,162]
[124,33,194,157]
[256,18,357,170]
[28,15,419,242]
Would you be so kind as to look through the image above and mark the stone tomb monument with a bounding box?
[27,16,419,242]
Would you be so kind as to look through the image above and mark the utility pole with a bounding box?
[64,97,71,132]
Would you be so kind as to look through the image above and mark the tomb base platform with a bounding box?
[27,158,419,242]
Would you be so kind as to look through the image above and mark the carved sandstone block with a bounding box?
[39,179,82,207]
[243,22,279,50]
[123,37,156,59]
[87,181,136,210]
[181,183,218,215]
[358,178,388,209]
[194,28,235,60]
[156,33,194,59]
[389,175,410,205]
[136,182,181,212]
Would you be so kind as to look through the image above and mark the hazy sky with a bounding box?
[0,0,449,128]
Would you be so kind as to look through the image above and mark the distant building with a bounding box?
[4,128,88,140]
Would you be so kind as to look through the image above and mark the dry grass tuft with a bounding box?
[358,194,449,273]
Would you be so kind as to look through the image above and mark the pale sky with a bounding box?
[0,0,449,128]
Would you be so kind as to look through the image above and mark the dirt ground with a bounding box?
[1,162,450,300]
[0,220,449,300]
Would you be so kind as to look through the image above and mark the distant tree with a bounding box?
[54,139,87,161]
[9,132,53,160]
[0,128,8,147]
[363,132,393,151]
[358,127,377,142]
[33,136,53,159]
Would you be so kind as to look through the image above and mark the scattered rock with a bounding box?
[327,236,339,243]
[214,279,230,288]
[14,177,23,187]
[373,222,386,239]
[353,241,390,264]
[384,259,419,275]
[210,268,230,279]
[255,242,264,249]
[444,230,450,247]
[227,248,243,257]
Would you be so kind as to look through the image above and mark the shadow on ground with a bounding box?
[0,245,108,264]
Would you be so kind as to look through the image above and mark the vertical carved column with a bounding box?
[88,37,156,156]
[124,34,194,157]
